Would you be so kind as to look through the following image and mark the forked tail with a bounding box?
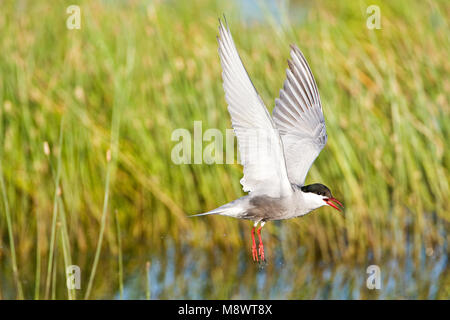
[189,209,222,218]
[189,197,247,218]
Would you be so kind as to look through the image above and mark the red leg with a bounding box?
[257,225,265,262]
[251,227,258,262]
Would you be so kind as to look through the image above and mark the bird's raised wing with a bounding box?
[217,19,292,198]
[272,44,327,186]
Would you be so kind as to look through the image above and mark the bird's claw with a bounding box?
[258,244,265,262]
[251,224,266,263]
[252,245,259,262]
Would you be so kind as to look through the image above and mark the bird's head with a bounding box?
[301,183,344,214]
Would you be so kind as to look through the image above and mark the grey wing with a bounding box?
[217,19,293,198]
[272,44,327,186]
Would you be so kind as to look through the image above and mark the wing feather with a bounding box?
[272,44,327,186]
[217,19,293,197]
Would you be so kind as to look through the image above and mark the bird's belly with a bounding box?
[242,195,298,221]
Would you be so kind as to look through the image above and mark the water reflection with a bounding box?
[0,220,447,299]
[119,232,448,300]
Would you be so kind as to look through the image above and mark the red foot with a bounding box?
[257,226,265,262]
[258,244,265,262]
[251,227,258,262]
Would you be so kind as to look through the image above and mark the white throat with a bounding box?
[299,191,327,213]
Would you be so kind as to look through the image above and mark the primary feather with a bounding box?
[272,44,327,186]
[217,19,293,198]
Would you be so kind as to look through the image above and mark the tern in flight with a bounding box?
[191,19,343,262]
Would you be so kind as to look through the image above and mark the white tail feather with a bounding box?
[189,197,247,218]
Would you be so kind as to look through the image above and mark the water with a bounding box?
[0,214,447,299]
[115,227,449,300]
